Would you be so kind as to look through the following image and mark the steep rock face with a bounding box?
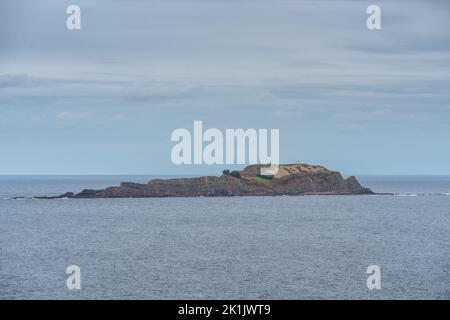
[37,163,374,199]
[272,171,369,195]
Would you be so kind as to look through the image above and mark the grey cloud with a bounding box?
[0,74,38,88]
[1,0,450,174]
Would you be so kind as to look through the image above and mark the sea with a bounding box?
[0,175,449,299]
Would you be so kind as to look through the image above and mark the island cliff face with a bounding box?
[38,164,374,199]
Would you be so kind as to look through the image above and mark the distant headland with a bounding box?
[36,163,374,199]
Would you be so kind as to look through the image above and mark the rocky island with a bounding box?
[37,163,374,199]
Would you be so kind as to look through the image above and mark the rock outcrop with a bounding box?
[36,164,374,199]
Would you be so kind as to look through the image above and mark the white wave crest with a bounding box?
[395,193,418,197]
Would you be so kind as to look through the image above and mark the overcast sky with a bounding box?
[1,0,449,175]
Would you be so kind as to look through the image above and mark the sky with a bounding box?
[0,0,449,175]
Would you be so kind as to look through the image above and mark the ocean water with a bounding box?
[0,175,449,299]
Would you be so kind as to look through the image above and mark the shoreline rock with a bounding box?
[36,163,375,199]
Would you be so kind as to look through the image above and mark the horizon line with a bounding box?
[1,173,450,177]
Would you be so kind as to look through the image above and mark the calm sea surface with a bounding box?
[0,175,449,299]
